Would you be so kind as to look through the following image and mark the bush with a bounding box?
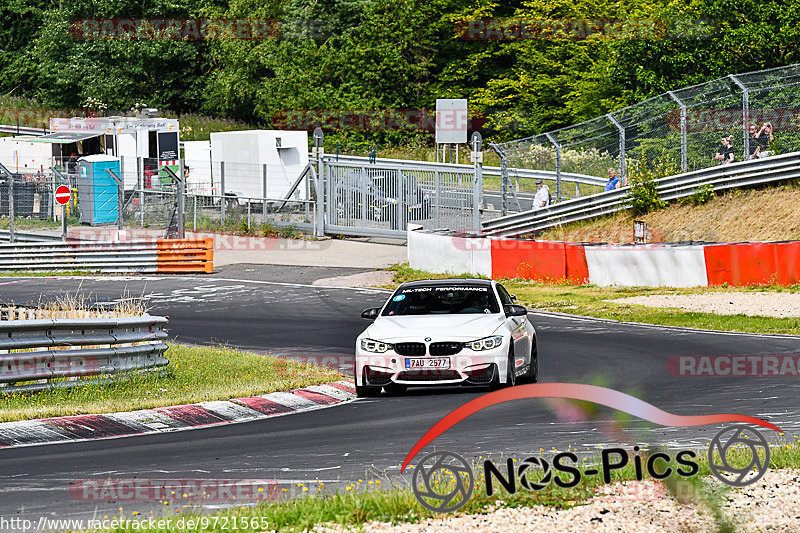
[626,174,667,216]
[681,184,715,206]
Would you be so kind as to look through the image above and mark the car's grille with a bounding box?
[396,370,462,381]
[429,342,463,356]
[393,342,426,356]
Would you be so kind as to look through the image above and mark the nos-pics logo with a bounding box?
[412,424,770,513]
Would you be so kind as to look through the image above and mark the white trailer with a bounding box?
[1,115,181,190]
[0,136,54,176]
[209,130,309,201]
[49,116,180,190]
[183,140,213,195]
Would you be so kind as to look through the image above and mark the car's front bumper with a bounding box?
[354,346,508,387]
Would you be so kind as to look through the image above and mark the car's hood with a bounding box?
[364,314,504,341]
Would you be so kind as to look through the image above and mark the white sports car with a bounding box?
[354,279,537,397]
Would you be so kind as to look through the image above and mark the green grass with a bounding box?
[0,270,94,277]
[0,343,343,422]
[86,440,800,532]
[385,263,800,335]
[0,217,74,231]
[189,216,306,240]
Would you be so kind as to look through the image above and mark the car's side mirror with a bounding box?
[505,304,528,317]
[361,307,380,320]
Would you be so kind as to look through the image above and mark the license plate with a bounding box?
[405,357,450,369]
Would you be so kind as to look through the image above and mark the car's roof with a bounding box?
[399,278,493,289]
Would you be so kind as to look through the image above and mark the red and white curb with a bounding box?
[0,381,356,449]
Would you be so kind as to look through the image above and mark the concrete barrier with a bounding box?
[407,228,800,288]
[584,245,708,287]
[407,228,490,277]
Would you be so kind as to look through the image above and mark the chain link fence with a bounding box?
[123,159,318,237]
[0,157,66,238]
[493,63,800,187]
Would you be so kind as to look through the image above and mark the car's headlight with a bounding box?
[467,335,504,351]
[360,338,392,353]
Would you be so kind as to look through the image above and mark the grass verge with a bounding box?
[0,343,344,422]
[385,263,800,335]
[84,440,799,532]
[0,270,96,277]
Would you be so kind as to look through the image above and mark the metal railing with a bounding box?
[0,314,168,393]
[324,154,606,187]
[483,151,800,237]
[0,238,213,273]
[0,229,64,242]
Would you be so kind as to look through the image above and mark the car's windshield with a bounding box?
[381,285,500,316]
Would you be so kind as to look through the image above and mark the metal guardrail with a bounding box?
[0,125,48,136]
[0,230,65,243]
[323,154,606,187]
[0,238,213,273]
[0,314,169,393]
[483,152,800,237]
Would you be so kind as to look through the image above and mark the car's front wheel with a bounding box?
[520,338,539,384]
[490,347,516,390]
[355,382,381,398]
[355,368,382,398]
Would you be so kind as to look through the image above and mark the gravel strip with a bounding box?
[310,469,800,533]
[611,292,800,318]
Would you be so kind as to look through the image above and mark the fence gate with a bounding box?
[324,160,478,238]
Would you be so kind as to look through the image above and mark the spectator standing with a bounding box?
[724,136,736,164]
[759,122,774,157]
[183,165,190,193]
[533,179,550,210]
[67,152,78,176]
[749,124,762,159]
[714,136,734,165]
[604,167,620,191]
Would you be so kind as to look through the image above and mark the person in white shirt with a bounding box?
[533,179,550,210]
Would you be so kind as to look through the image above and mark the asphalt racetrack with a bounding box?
[0,270,798,521]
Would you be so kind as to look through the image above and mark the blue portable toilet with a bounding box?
[77,155,120,225]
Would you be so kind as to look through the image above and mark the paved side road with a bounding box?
[209,236,407,268]
[210,264,374,284]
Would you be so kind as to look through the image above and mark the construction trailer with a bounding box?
[0,113,180,190]
[0,136,53,176]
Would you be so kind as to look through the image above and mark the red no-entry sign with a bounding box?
[55,185,71,206]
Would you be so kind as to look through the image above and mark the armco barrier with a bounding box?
[156,238,214,273]
[483,151,800,237]
[408,228,800,288]
[0,238,213,273]
[0,314,169,393]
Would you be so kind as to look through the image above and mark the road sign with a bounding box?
[55,185,71,206]
[435,99,468,144]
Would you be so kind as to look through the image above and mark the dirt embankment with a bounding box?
[539,184,800,243]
